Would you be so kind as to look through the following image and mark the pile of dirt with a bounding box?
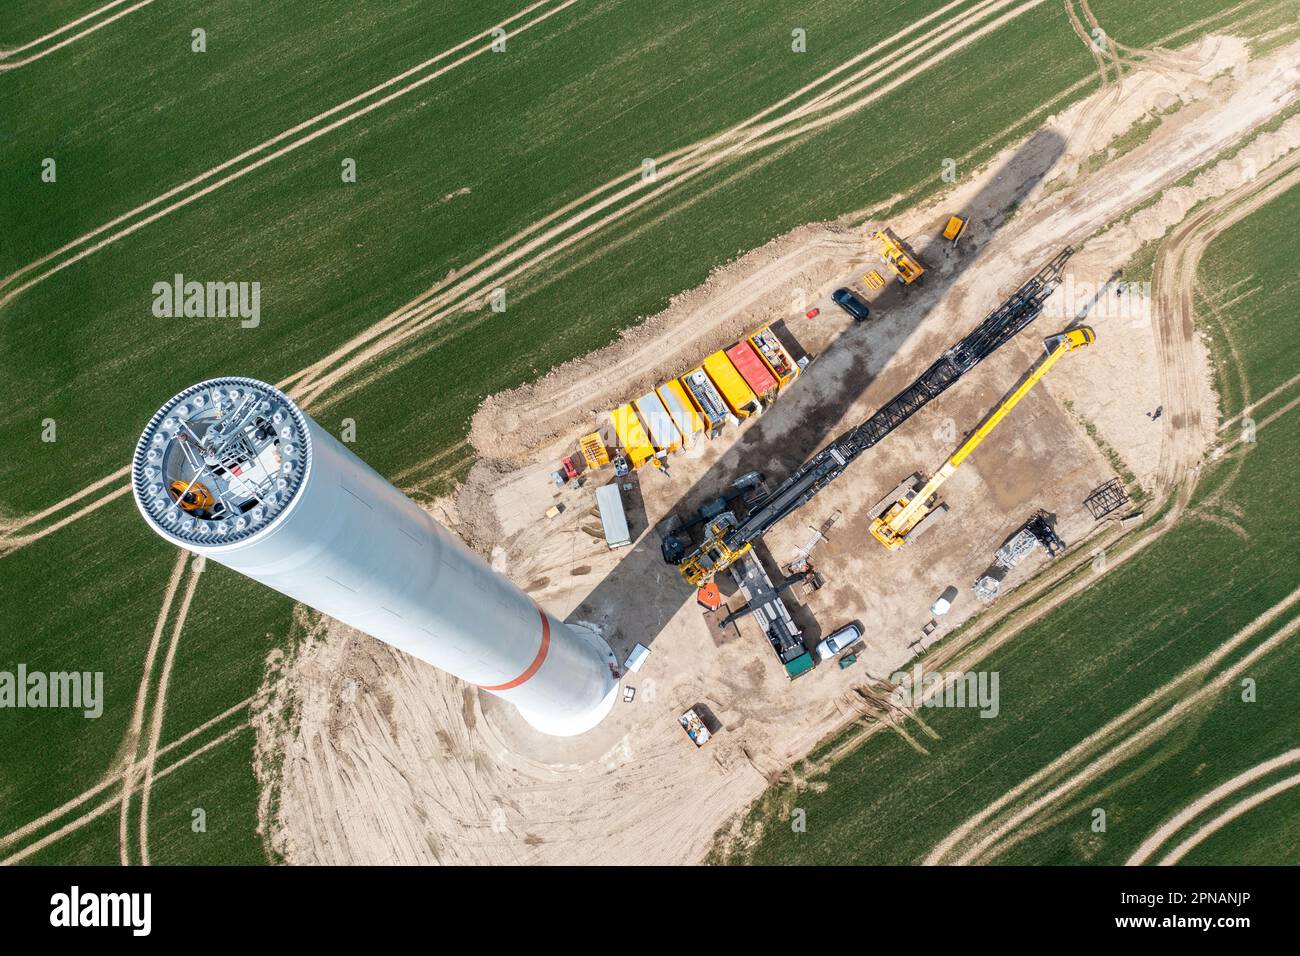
[449,458,516,555]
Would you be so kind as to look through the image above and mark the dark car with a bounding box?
[831,287,870,322]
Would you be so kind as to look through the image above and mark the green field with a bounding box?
[714,182,1300,866]
[0,0,1282,864]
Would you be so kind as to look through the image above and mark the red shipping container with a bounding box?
[725,342,778,399]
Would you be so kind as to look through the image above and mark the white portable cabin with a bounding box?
[595,483,631,548]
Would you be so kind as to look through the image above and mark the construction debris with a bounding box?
[976,510,1066,599]
[1084,477,1130,520]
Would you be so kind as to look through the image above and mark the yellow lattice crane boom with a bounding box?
[869,327,1094,550]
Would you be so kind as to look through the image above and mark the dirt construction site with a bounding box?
[253,32,1300,865]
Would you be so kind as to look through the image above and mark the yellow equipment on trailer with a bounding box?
[869,327,1094,550]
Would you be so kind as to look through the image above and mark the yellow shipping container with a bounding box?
[702,351,761,418]
[610,404,655,469]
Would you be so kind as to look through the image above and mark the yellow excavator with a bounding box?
[873,228,925,284]
[869,327,1094,550]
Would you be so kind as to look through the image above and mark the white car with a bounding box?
[931,586,960,616]
[815,623,863,661]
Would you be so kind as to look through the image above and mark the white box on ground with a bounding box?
[624,643,650,673]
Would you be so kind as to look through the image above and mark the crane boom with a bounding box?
[869,326,1094,549]
[663,248,1074,586]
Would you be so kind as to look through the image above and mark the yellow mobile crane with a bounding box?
[661,250,1076,586]
[869,327,1094,550]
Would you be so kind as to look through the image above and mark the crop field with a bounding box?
[714,181,1300,866]
[0,0,1281,865]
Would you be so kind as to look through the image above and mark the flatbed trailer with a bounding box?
[681,368,730,437]
[729,550,814,680]
[749,325,799,387]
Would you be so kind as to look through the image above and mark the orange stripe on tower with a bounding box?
[480,607,551,691]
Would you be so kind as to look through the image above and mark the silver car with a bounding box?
[815,623,863,661]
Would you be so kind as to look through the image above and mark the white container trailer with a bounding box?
[634,391,680,453]
[595,482,631,548]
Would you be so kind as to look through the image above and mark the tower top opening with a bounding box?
[131,377,312,548]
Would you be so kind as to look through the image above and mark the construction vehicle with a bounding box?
[722,550,815,679]
[661,249,1073,585]
[869,326,1094,550]
[873,228,925,284]
[943,215,968,243]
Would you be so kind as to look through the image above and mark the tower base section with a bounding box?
[513,622,619,737]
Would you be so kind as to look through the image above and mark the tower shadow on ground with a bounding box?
[561,127,1066,685]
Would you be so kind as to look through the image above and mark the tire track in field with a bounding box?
[0,0,1037,549]
[290,0,1053,410]
[133,553,205,866]
[0,695,252,861]
[115,549,187,866]
[1155,771,1300,865]
[924,602,1300,865]
[0,0,580,307]
[0,0,153,71]
[1127,749,1300,865]
[1,721,252,866]
[118,553,204,865]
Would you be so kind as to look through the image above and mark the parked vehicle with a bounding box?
[831,287,871,322]
[815,622,863,661]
